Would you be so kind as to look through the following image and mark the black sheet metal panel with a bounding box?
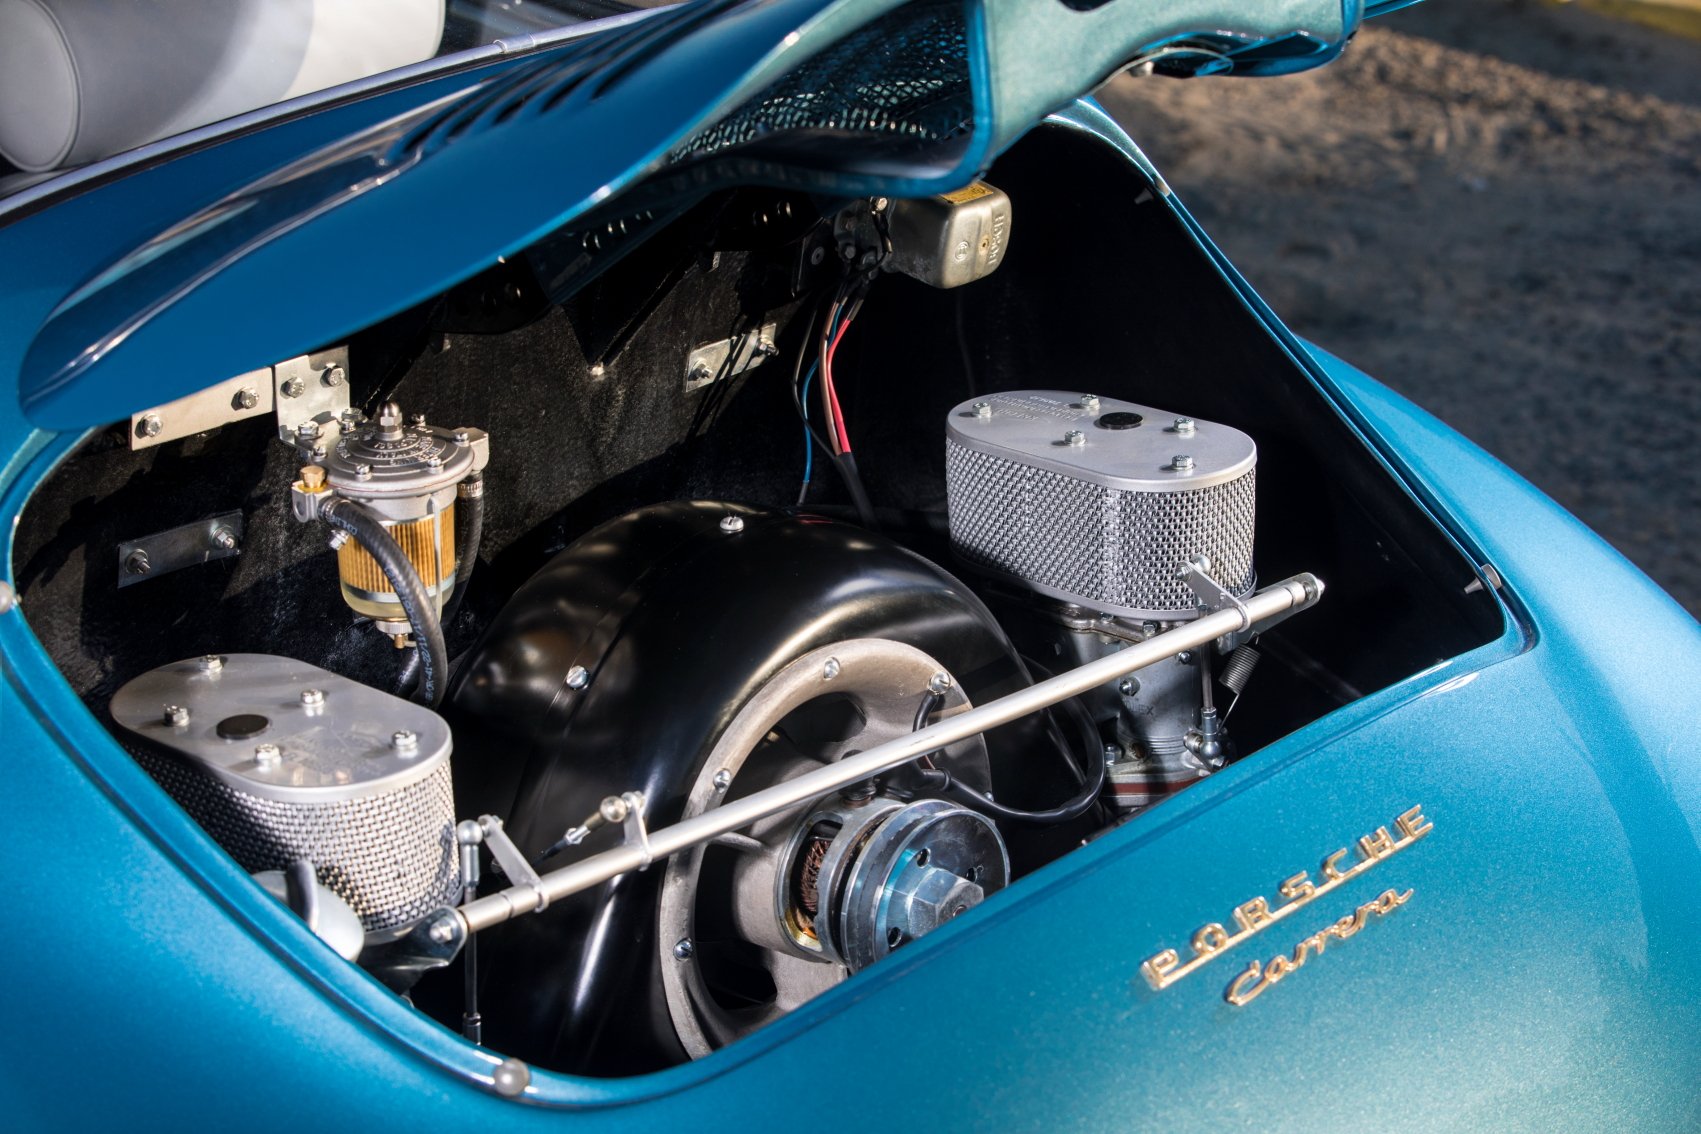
[444,500,1043,1075]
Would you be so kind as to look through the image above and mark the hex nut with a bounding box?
[392,729,418,752]
[1171,454,1195,472]
[281,376,306,398]
[1064,430,1086,447]
[300,688,325,707]
[321,365,346,387]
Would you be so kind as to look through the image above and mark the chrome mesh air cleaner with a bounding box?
[945,391,1256,619]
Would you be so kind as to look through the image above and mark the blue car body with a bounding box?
[2,1,1698,1128]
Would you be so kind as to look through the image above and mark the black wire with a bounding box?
[913,692,1105,825]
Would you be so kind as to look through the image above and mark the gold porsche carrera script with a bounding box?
[1140,805,1431,992]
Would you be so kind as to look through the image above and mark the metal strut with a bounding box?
[450,573,1324,937]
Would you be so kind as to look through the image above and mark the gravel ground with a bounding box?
[1099,0,1701,618]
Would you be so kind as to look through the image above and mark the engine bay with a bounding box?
[11,122,1503,1078]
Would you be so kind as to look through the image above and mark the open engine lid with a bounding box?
[16,0,1395,430]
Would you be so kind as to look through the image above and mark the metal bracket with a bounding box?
[620,791,652,869]
[1178,555,1250,630]
[684,324,777,392]
[478,815,542,891]
[129,370,272,450]
[117,511,244,588]
[273,347,351,443]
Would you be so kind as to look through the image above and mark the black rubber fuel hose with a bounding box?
[393,471,484,699]
[322,497,448,708]
[913,691,1105,825]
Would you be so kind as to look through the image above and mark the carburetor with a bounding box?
[290,401,489,635]
[944,390,1259,813]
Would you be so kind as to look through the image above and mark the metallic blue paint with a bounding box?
[6,2,1701,1128]
[12,0,1364,431]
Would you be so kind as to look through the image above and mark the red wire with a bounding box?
[824,313,854,453]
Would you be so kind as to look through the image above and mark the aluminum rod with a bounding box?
[458,573,1323,933]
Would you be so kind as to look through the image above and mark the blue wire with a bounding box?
[799,358,820,492]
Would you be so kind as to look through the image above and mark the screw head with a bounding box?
[353,463,372,480]
[1171,454,1195,472]
[254,743,281,766]
[211,527,237,551]
[928,672,953,694]
[719,514,744,534]
[428,916,458,945]
[971,401,992,419]
[281,376,306,398]
[235,387,259,410]
[295,420,319,439]
[822,657,842,681]
[409,412,427,428]
[321,364,346,388]
[565,665,590,690]
[125,549,152,576]
[453,430,471,445]
[1080,394,1100,411]
[1064,430,1086,446]
[199,654,224,673]
[1103,744,1122,765]
[1173,416,1197,435]
[392,729,418,752]
[327,530,350,551]
[1118,677,1140,697]
[810,246,827,266]
[300,688,325,707]
[712,769,733,791]
[672,938,695,960]
[138,415,163,439]
[163,705,189,727]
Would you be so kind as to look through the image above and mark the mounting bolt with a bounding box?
[138,415,164,439]
[163,705,189,727]
[755,340,779,358]
[1103,744,1122,766]
[1171,454,1195,472]
[392,729,418,752]
[453,430,471,445]
[300,688,325,707]
[712,769,733,792]
[327,530,350,551]
[1118,677,1140,697]
[810,246,827,266]
[928,672,953,694]
[428,915,459,945]
[1173,416,1197,435]
[588,362,607,380]
[0,581,15,615]
[1176,650,1194,665]
[1080,394,1100,412]
[719,514,744,534]
[565,665,590,690]
[199,654,224,673]
[234,387,259,411]
[210,526,237,551]
[971,401,992,419]
[295,420,319,440]
[1063,430,1086,447]
[254,743,281,767]
[688,362,713,385]
[822,657,841,681]
[672,937,695,960]
[409,412,427,428]
[281,376,306,398]
[125,549,152,576]
[321,364,346,388]
[353,463,372,480]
